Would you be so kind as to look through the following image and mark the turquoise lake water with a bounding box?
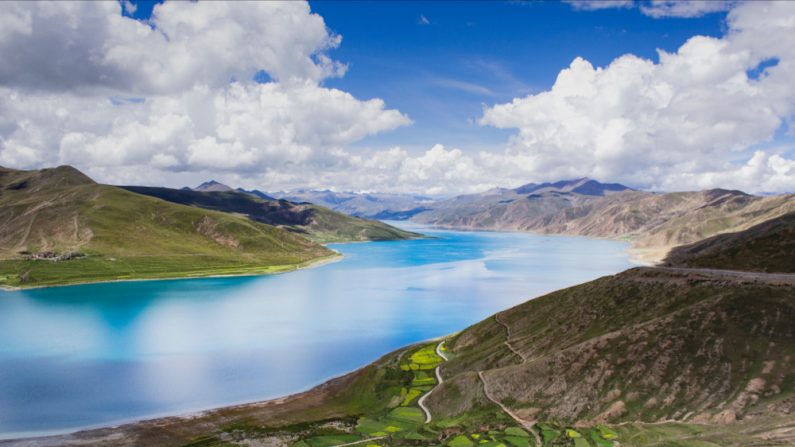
[0,223,636,439]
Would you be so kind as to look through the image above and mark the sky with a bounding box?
[0,0,794,195]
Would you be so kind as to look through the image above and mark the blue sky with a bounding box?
[1,1,793,193]
[310,1,726,152]
[128,0,726,153]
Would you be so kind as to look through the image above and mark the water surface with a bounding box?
[0,223,635,438]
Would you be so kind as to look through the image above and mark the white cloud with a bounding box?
[0,1,345,93]
[0,81,410,173]
[640,1,735,18]
[0,1,410,187]
[564,1,634,11]
[479,0,795,193]
[565,0,735,18]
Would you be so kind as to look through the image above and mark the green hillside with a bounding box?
[0,166,333,288]
[123,186,419,243]
[664,212,795,272]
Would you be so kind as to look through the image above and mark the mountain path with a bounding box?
[480,314,542,447]
[494,313,526,362]
[417,341,448,424]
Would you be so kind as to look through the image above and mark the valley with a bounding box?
[6,213,795,447]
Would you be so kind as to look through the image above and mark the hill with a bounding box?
[0,166,333,288]
[664,212,795,273]
[122,186,419,243]
[413,183,795,263]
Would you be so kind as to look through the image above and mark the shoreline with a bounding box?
[0,251,343,293]
[0,232,428,292]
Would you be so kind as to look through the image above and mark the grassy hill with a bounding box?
[122,186,419,243]
[664,212,795,273]
[435,268,795,424]
[0,166,334,288]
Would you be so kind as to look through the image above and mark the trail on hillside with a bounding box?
[417,340,448,424]
[480,313,542,447]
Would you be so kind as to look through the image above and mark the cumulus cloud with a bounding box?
[0,1,410,187]
[479,0,795,193]
[0,1,345,93]
[0,81,410,172]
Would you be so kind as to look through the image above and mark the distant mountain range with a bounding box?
[184,177,795,263]
[411,179,795,263]
[269,189,436,220]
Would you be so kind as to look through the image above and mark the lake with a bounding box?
[0,223,636,439]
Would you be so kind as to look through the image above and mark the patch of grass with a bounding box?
[503,436,530,447]
[387,407,425,425]
[302,434,362,447]
[400,388,424,406]
[447,435,475,447]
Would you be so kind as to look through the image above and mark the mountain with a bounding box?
[514,178,632,196]
[664,211,795,273]
[122,186,419,243]
[413,182,795,263]
[20,213,795,446]
[273,189,436,220]
[193,180,233,192]
[0,166,332,288]
[236,187,276,201]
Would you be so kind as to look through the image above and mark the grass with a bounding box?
[0,253,337,288]
[0,166,335,288]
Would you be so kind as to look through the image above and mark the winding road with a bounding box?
[417,340,448,424]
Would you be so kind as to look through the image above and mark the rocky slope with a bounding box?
[413,181,795,262]
[0,166,332,288]
[433,267,795,426]
[665,211,795,273]
[123,186,419,243]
